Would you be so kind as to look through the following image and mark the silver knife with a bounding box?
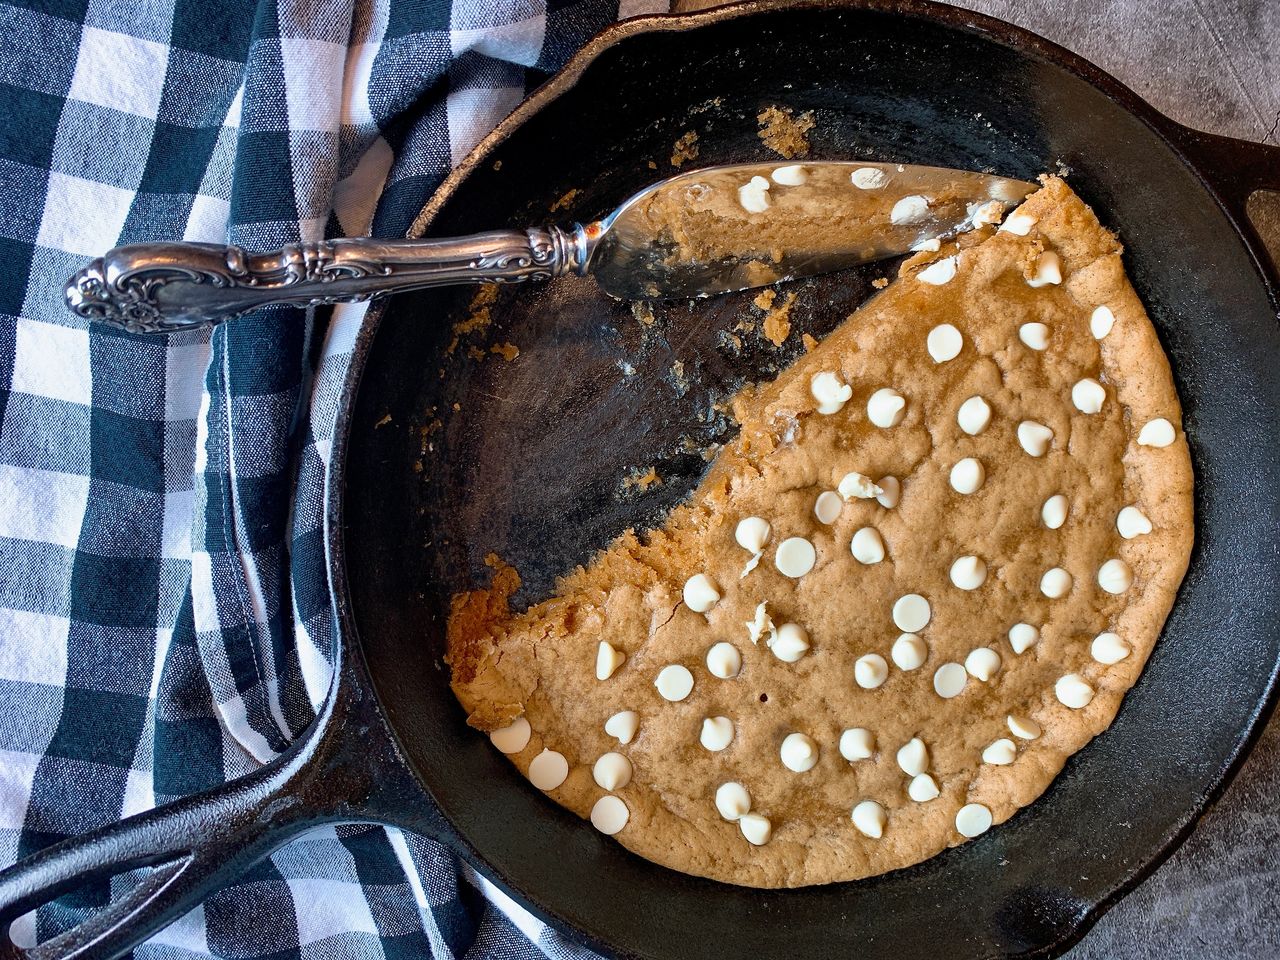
[65,162,1036,334]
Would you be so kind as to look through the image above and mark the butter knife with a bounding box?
[65,161,1036,334]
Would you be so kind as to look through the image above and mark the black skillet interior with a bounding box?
[340,3,1280,958]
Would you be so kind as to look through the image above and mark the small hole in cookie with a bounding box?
[759,693,769,703]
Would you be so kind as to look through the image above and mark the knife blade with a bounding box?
[587,161,1037,300]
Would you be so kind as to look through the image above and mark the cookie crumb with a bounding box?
[802,333,819,352]
[872,277,889,289]
[670,130,699,168]
[490,342,520,362]
[448,285,498,354]
[756,290,797,347]
[621,466,663,496]
[757,106,815,159]
[374,413,392,429]
[670,360,689,397]
[631,301,656,326]
[550,188,580,212]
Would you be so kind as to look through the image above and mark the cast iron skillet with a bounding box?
[2,2,1279,958]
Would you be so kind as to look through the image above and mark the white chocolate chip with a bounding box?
[851,166,888,189]
[1042,494,1068,529]
[839,728,875,761]
[867,388,906,428]
[956,803,993,838]
[1018,322,1050,351]
[927,323,964,361]
[769,622,811,662]
[839,471,883,500]
[735,516,771,553]
[780,732,819,772]
[1117,506,1153,539]
[1091,305,1116,339]
[700,716,734,752]
[969,199,1005,226]
[908,773,940,802]
[706,642,742,679]
[999,210,1037,235]
[1098,558,1133,595]
[1008,622,1040,655]
[1072,378,1106,414]
[890,194,930,224]
[1055,673,1095,709]
[911,237,941,253]
[965,647,1001,681]
[810,371,853,415]
[604,710,639,745]
[851,526,886,564]
[590,795,629,835]
[596,641,625,681]
[745,601,775,646]
[1026,251,1063,287]
[1092,632,1132,664]
[854,653,889,690]
[933,662,967,699]
[770,164,807,186]
[876,476,901,509]
[683,574,720,613]
[814,491,843,524]
[1017,420,1053,457]
[950,555,987,591]
[950,458,985,495]
[740,551,762,579]
[891,633,927,670]
[775,537,816,578]
[489,716,531,754]
[715,782,751,821]
[851,800,887,838]
[957,396,992,435]
[1040,567,1072,599]
[528,749,569,791]
[1007,714,1042,740]
[982,738,1016,765]
[655,664,694,701]
[918,257,959,286]
[896,737,929,776]
[1138,418,1176,447]
[737,175,771,213]
[593,752,633,790]
[739,812,772,845]
[893,593,932,632]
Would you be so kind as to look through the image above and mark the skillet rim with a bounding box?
[329,2,1280,957]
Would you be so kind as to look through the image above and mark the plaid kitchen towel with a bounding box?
[0,0,667,956]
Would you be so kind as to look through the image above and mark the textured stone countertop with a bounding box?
[667,0,1280,954]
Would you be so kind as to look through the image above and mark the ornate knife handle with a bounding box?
[64,226,593,334]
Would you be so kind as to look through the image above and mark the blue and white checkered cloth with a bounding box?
[0,0,666,955]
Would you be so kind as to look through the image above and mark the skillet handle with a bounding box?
[0,727,366,960]
[1161,122,1280,218]
[0,748,327,960]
